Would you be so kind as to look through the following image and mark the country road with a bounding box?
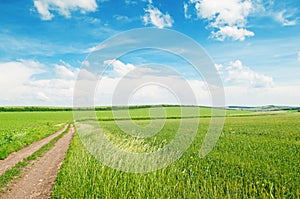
[0,125,74,199]
[0,124,68,176]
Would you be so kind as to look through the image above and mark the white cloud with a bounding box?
[33,0,98,20]
[211,26,254,41]
[0,60,45,104]
[58,58,299,106]
[125,0,137,5]
[1,59,299,106]
[104,59,136,77]
[0,60,44,89]
[114,15,131,22]
[224,60,274,88]
[0,59,78,106]
[183,3,191,19]
[34,1,54,20]
[274,10,297,26]
[215,63,223,74]
[128,84,179,105]
[192,0,253,26]
[225,85,300,106]
[85,44,106,53]
[143,5,174,28]
[37,92,49,101]
[54,64,79,80]
[95,74,210,106]
[189,0,255,41]
[298,52,300,61]
[26,78,75,106]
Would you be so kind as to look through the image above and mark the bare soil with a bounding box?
[0,124,68,176]
[0,125,74,199]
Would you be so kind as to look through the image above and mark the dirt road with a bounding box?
[0,124,68,176]
[0,125,74,199]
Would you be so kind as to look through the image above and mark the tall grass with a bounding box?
[53,113,300,198]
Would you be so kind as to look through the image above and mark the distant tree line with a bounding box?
[0,107,72,112]
[0,104,203,112]
[75,105,183,111]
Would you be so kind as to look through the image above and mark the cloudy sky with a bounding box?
[1,0,300,106]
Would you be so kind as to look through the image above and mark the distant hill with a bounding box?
[228,105,300,112]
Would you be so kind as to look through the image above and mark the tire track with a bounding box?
[0,124,68,176]
[0,125,75,199]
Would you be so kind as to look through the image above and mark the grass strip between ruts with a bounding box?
[0,124,71,193]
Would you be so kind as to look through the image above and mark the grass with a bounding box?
[96,106,255,121]
[0,112,72,159]
[0,124,70,193]
[52,111,300,198]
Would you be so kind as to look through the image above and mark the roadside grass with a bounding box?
[0,124,70,193]
[52,113,300,198]
[0,112,72,159]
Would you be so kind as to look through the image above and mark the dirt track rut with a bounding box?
[0,124,74,199]
[0,124,68,176]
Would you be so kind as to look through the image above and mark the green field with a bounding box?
[52,109,300,198]
[96,106,254,120]
[0,112,72,159]
[0,107,299,197]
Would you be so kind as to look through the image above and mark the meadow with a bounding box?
[95,106,254,120]
[0,111,72,159]
[52,108,300,198]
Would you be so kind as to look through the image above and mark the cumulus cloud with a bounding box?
[0,59,79,106]
[211,26,254,41]
[0,60,45,104]
[92,59,208,105]
[104,59,136,77]
[0,57,294,107]
[128,84,179,105]
[224,60,274,88]
[298,51,300,61]
[34,1,53,20]
[33,0,98,20]
[54,64,79,80]
[0,59,44,89]
[95,72,210,106]
[1,59,299,106]
[143,5,174,28]
[188,0,255,41]
[225,85,300,106]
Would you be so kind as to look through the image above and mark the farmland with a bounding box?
[0,111,72,160]
[52,108,300,198]
[0,107,299,198]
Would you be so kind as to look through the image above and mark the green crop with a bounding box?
[53,111,300,198]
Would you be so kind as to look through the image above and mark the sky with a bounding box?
[0,0,300,106]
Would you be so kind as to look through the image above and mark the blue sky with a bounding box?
[0,0,300,106]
